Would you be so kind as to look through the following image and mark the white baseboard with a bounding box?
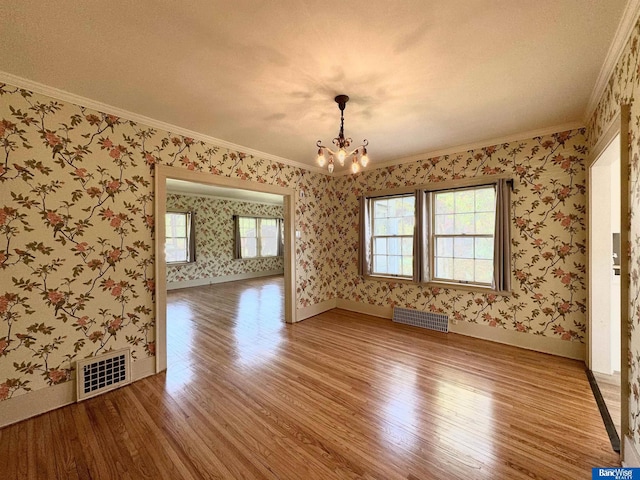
[336,299,393,319]
[167,270,284,290]
[624,435,640,467]
[296,298,337,322]
[0,355,157,428]
[335,299,585,360]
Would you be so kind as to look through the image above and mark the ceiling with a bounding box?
[167,179,283,205]
[0,1,628,171]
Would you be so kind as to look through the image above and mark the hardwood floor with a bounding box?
[594,371,622,437]
[0,275,619,479]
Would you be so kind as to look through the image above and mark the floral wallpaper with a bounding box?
[0,83,335,401]
[587,17,640,452]
[165,193,283,284]
[333,130,587,342]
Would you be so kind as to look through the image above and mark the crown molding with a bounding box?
[584,0,640,123]
[0,70,328,175]
[335,121,585,176]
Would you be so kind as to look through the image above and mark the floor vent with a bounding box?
[76,348,131,401]
[393,307,449,333]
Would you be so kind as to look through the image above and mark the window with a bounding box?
[371,195,415,277]
[432,186,495,285]
[234,216,283,259]
[165,212,195,263]
[359,178,511,292]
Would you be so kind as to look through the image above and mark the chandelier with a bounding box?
[316,95,369,173]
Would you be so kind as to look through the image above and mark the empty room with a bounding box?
[1,1,639,478]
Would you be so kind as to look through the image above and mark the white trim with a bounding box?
[337,122,584,176]
[588,112,622,167]
[623,435,640,467]
[296,298,337,322]
[336,299,393,319]
[336,299,585,359]
[0,356,157,428]
[0,70,327,175]
[167,270,284,290]
[167,189,283,206]
[584,0,640,122]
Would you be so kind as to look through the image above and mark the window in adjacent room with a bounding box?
[235,216,283,259]
[165,211,195,264]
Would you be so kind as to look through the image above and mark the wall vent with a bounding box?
[76,348,131,401]
[393,307,449,333]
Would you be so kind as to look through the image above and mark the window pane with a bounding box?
[402,257,413,276]
[475,238,494,260]
[374,255,387,273]
[260,219,277,238]
[475,259,493,284]
[370,195,414,278]
[436,237,453,257]
[454,190,474,213]
[435,192,454,214]
[240,218,257,237]
[400,217,414,235]
[454,237,474,259]
[454,213,474,234]
[261,238,277,256]
[402,237,413,255]
[435,214,454,234]
[475,212,495,235]
[373,218,388,236]
[388,237,400,255]
[436,257,453,279]
[453,258,474,281]
[374,237,387,255]
[242,238,257,258]
[373,199,388,218]
[388,256,401,275]
[475,187,495,212]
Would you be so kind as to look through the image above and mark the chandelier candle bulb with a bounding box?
[315,94,369,173]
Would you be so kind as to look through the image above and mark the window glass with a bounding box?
[371,195,415,278]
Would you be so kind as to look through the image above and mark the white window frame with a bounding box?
[359,177,510,293]
[369,195,416,278]
[238,216,280,259]
[429,185,496,287]
[165,211,194,264]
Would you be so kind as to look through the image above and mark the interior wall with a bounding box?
[0,82,335,403]
[332,130,588,354]
[166,193,284,288]
[587,15,640,459]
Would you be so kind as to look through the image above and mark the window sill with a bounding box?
[235,256,283,260]
[167,261,194,266]
[363,275,511,295]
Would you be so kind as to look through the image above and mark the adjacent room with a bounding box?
[1,1,639,478]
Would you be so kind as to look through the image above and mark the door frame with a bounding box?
[586,106,629,457]
[154,165,297,372]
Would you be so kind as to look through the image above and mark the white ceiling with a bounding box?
[0,1,628,170]
[167,179,283,205]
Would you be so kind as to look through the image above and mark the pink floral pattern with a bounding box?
[166,194,283,283]
[332,130,587,343]
[588,18,640,449]
[0,84,335,401]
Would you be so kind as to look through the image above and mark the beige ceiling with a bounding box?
[0,0,628,170]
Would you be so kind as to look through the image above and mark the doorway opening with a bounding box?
[589,131,621,451]
[154,165,296,373]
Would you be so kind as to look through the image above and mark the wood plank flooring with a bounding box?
[593,371,622,437]
[0,275,619,479]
